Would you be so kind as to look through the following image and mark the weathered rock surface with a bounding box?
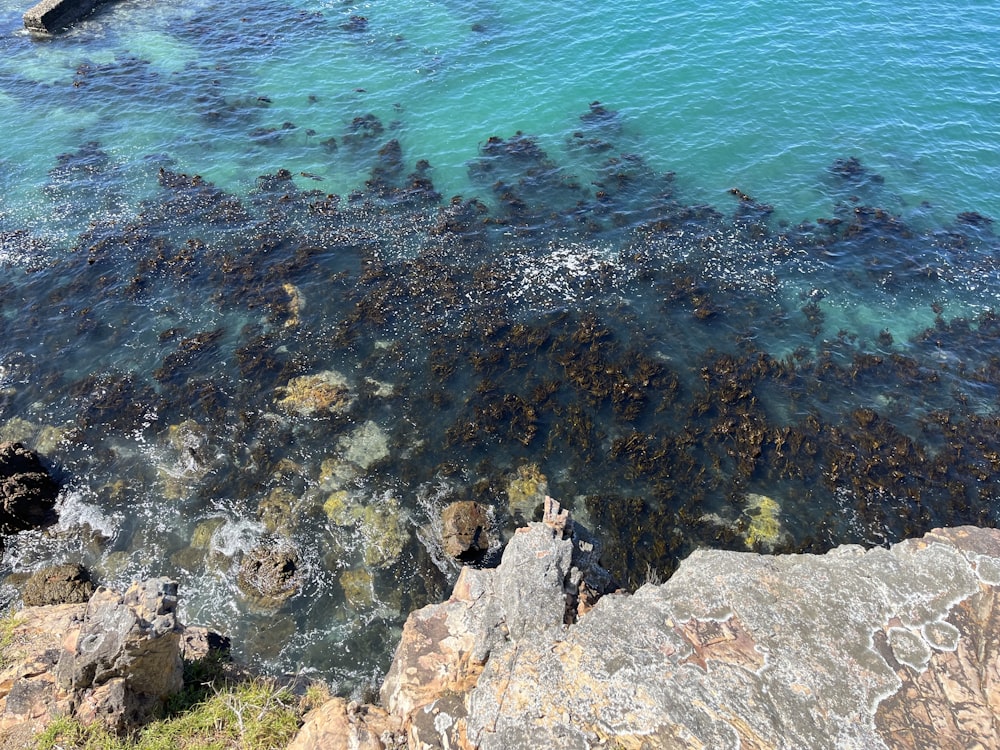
[362,517,1000,749]
[0,442,59,534]
[288,697,404,750]
[55,578,184,731]
[0,578,186,740]
[21,563,94,606]
[378,497,612,749]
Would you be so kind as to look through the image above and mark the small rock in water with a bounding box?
[339,567,374,610]
[275,370,353,417]
[741,493,789,551]
[22,562,95,606]
[337,420,389,470]
[440,501,491,561]
[236,541,302,608]
[505,463,548,521]
[0,441,60,534]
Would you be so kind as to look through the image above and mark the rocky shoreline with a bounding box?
[3,490,1000,748]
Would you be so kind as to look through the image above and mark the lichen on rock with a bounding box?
[275,370,353,417]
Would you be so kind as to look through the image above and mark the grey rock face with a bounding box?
[56,578,183,730]
[463,527,1000,750]
[495,523,574,640]
[371,512,1000,750]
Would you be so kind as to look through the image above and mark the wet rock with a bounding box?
[337,420,389,470]
[155,419,220,501]
[0,441,60,534]
[339,567,374,610]
[440,501,491,560]
[275,370,353,417]
[741,491,790,551]
[22,562,95,606]
[236,541,302,608]
[505,463,547,521]
[0,418,70,455]
[324,491,409,568]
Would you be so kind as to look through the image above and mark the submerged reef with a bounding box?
[1,100,999,682]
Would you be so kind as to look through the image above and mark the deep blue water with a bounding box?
[1,0,999,691]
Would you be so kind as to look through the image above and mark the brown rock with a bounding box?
[0,442,59,534]
[21,563,94,606]
[55,578,184,732]
[0,602,84,740]
[288,696,403,750]
[236,541,301,608]
[440,501,491,560]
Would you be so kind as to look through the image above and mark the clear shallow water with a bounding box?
[1,0,999,690]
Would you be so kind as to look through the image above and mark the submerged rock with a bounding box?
[324,491,409,568]
[0,441,60,534]
[156,420,215,500]
[339,567,374,610]
[741,491,790,551]
[21,562,95,606]
[236,541,302,608]
[505,463,547,521]
[275,370,353,417]
[337,420,390,471]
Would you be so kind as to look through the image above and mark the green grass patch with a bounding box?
[33,677,304,750]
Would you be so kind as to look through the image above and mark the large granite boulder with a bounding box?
[368,508,1000,749]
[0,441,59,534]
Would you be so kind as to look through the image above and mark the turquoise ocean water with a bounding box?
[1,0,999,689]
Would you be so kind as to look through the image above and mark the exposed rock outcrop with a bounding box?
[379,497,613,749]
[0,442,59,534]
[0,578,186,738]
[361,512,1000,749]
